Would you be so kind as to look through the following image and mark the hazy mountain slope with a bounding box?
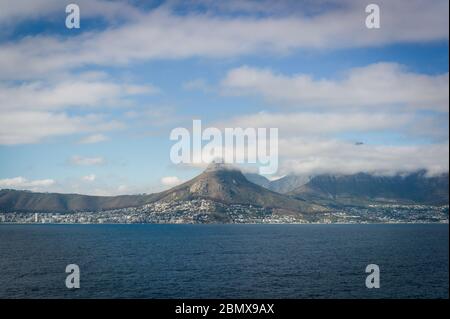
[243,173,271,189]
[244,173,311,193]
[0,189,154,213]
[290,171,449,206]
[268,175,311,193]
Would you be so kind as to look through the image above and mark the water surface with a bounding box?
[0,224,448,298]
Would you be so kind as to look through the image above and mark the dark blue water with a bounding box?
[0,224,448,299]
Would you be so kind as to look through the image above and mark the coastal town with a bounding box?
[0,199,448,224]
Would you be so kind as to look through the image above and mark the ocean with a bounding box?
[0,224,448,299]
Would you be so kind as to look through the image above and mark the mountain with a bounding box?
[0,189,154,213]
[243,173,271,188]
[268,175,311,193]
[289,171,449,207]
[149,164,324,214]
[244,173,310,193]
[3,166,445,218]
[0,164,324,216]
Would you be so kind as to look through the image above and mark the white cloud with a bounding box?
[0,0,141,26]
[0,1,448,80]
[216,62,449,176]
[277,138,449,177]
[78,134,109,144]
[219,111,415,135]
[81,174,96,182]
[0,0,448,185]
[0,111,123,145]
[0,80,157,111]
[212,111,449,176]
[217,110,449,142]
[0,176,55,189]
[221,63,449,112]
[70,156,105,166]
[161,176,183,187]
[185,136,449,176]
[0,73,157,145]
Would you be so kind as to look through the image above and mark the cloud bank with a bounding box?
[221,63,449,112]
[0,1,448,80]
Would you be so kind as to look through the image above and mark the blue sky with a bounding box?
[0,0,448,195]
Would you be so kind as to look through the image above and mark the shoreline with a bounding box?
[0,222,448,225]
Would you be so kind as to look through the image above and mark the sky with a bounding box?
[0,0,448,195]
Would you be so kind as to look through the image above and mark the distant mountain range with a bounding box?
[0,189,154,213]
[289,171,449,207]
[0,164,324,215]
[245,171,448,206]
[0,167,448,214]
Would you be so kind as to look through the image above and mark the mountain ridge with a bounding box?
[0,166,324,214]
[243,173,311,193]
[149,167,324,213]
[1,169,447,214]
[289,171,449,206]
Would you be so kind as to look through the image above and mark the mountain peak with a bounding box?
[148,163,324,214]
[204,161,237,173]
